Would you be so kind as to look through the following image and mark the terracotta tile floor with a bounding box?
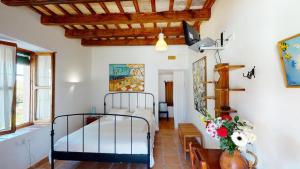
[33,118,191,169]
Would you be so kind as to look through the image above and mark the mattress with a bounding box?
[52,110,156,167]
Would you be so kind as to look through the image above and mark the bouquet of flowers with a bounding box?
[201,114,256,155]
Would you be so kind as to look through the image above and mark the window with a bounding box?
[0,41,55,135]
[16,62,30,126]
[32,53,55,123]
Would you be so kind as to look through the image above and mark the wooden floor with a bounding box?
[33,118,191,169]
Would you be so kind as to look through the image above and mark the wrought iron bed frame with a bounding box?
[51,92,155,169]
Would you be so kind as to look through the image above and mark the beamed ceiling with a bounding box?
[1,0,216,46]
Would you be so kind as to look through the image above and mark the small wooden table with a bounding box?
[178,123,203,158]
[197,147,222,169]
[86,116,101,125]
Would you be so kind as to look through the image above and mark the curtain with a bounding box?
[0,43,16,132]
[35,55,51,121]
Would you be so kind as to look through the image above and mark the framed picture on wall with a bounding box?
[109,64,145,92]
[192,56,207,115]
[278,34,300,87]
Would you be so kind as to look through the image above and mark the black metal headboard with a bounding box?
[104,92,155,115]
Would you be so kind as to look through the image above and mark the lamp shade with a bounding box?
[155,33,168,51]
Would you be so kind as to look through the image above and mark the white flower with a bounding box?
[245,132,256,143]
[231,131,249,147]
[240,120,254,129]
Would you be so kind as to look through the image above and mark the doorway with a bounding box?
[158,70,186,129]
[158,71,174,129]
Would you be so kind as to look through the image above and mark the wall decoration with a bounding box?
[192,56,207,115]
[243,66,256,79]
[109,64,145,92]
[278,34,300,87]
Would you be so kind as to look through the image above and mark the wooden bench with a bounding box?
[178,123,203,159]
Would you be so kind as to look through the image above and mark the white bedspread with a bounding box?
[53,112,156,167]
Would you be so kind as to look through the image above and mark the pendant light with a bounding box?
[155,29,168,51]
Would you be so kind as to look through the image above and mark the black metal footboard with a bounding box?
[51,113,151,169]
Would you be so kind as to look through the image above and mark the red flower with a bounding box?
[217,127,228,138]
[221,114,232,121]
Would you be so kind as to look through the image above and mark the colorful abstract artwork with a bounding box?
[109,64,145,92]
[192,57,207,115]
[278,34,300,87]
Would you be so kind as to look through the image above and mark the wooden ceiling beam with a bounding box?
[151,0,156,12]
[65,27,187,38]
[115,0,124,13]
[203,0,216,9]
[169,0,174,11]
[41,9,211,25]
[81,38,185,46]
[132,0,140,13]
[186,0,192,10]
[69,4,83,14]
[99,2,110,13]
[1,0,131,6]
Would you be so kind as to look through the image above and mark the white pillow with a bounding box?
[109,108,129,114]
[133,108,153,121]
[134,108,153,114]
[107,108,131,121]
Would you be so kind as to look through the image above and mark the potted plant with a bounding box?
[201,114,257,169]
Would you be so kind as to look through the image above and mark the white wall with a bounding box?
[0,4,91,169]
[173,71,187,128]
[158,73,174,117]
[89,46,192,129]
[186,0,300,168]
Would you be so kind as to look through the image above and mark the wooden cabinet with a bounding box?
[165,82,173,106]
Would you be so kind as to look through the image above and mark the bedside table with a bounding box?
[86,116,100,125]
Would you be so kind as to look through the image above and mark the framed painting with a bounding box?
[109,64,145,92]
[192,56,207,115]
[278,34,300,87]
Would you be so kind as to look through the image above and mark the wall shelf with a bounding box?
[204,96,216,100]
[204,81,216,84]
[215,108,237,113]
[213,63,245,117]
[229,88,246,91]
[214,64,245,71]
[215,88,246,91]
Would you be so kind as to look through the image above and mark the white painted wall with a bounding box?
[0,4,91,169]
[186,0,300,168]
[158,73,174,118]
[89,46,191,129]
[173,71,187,128]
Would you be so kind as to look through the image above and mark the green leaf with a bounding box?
[234,116,239,123]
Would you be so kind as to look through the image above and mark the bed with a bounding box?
[50,92,156,169]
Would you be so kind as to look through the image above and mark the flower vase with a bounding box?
[220,150,248,169]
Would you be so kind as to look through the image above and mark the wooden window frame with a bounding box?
[15,48,35,129]
[0,46,55,135]
[31,52,56,124]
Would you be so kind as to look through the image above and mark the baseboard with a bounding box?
[28,156,48,169]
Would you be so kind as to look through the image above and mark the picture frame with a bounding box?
[109,64,145,92]
[192,56,207,115]
[278,34,300,87]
